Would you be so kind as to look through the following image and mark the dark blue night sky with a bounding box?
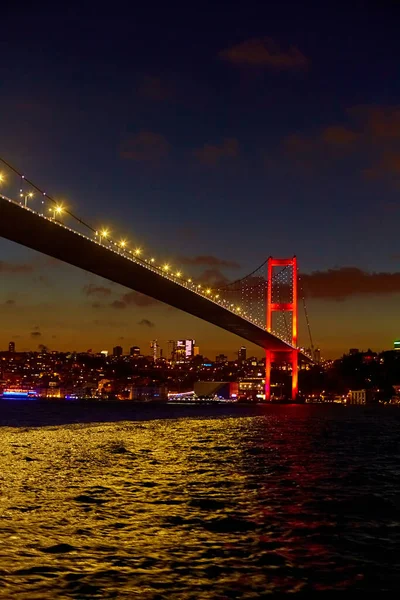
[1,0,400,357]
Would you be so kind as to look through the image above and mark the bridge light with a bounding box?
[48,204,64,220]
[0,173,5,183]
[99,229,109,244]
[176,271,181,277]
[206,289,211,294]
[135,248,141,256]
[120,240,127,248]
[163,264,170,271]
[150,258,155,263]
[188,278,192,283]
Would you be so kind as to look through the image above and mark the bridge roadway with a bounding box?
[0,195,296,353]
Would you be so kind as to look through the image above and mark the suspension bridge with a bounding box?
[0,157,314,400]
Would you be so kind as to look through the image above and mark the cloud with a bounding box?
[320,125,358,146]
[219,37,308,70]
[365,152,400,179]
[32,274,52,287]
[301,267,400,301]
[120,131,171,162]
[284,105,400,179]
[83,284,112,297]
[110,291,157,309]
[137,76,175,102]
[349,105,400,139]
[31,331,41,338]
[93,319,128,327]
[0,261,34,273]
[138,318,155,328]
[110,300,126,310]
[194,138,239,166]
[179,255,240,269]
[91,302,103,309]
[199,269,230,287]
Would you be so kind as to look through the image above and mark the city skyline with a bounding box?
[2,2,400,356]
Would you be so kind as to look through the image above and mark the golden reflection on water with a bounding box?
[0,409,399,598]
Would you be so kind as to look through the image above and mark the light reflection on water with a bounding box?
[0,403,399,598]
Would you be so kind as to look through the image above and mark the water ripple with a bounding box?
[0,404,399,597]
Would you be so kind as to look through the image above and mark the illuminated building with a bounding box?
[238,346,246,363]
[8,341,15,353]
[193,346,200,357]
[394,340,400,351]
[113,345,123,357]
[168,340,176,361]
[348,390,366,405]
[151,340,159,362]
[176,339,195,361]
[238,377,266,400]
[130,345,141,357]
[126,384,167,401]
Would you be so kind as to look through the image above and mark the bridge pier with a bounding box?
[265,256,298,401]
[291,348,298,400]
[265,350,271,400]
[265,349,298,401]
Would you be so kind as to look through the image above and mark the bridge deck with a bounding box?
[0,196,295,352]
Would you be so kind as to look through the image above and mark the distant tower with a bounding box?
[238,346,246,363]
[113,345,123,357]
[8,341,15,353]
[168,340,176,362]
[151,340,159,362]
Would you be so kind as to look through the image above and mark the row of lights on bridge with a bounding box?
[95,228,255,319]
[0,172,276,332]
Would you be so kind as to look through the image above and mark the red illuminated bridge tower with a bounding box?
[265,256,298,401]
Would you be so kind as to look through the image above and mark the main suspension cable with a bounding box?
[0,155,96,233]
[299,275,314,353]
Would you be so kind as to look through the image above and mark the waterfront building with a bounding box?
[348,390,366,405]
[194,381,239,399]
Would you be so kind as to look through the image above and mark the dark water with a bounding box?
[0,401,399,598]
